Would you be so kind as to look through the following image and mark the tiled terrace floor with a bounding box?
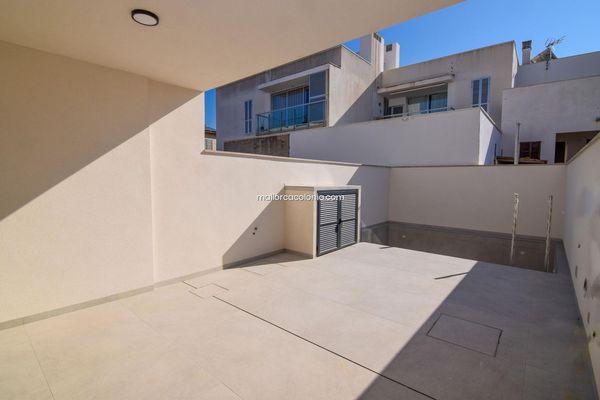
[1,243,596,399]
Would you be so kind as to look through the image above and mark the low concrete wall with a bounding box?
[150,147,390,283]
[388,164,566,238]
[290,107,497,166]
[563,137,600,386]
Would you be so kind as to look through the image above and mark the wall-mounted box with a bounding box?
[284,185,361,258]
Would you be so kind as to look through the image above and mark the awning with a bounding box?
[378,73,454,96]
[257,64,331,93]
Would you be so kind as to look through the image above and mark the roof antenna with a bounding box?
[543,36,565,70]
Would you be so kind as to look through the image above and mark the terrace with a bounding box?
[1,1,599,400]
[2,243,594,399]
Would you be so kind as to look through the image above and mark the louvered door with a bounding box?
[316,190,358,256]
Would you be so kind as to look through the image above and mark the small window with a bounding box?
[244,100,252,133]
[472,77,490,112]
[520,141,541,159]
[386,44,393,52]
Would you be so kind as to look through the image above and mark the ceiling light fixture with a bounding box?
[131,9,159,26]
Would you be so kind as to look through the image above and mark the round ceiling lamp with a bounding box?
[131,9,159,26]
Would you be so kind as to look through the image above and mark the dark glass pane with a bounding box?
[271,93,286,110]
[481,78,489,104]
[309,101,325,123]
[309,71,326,100]
[430,93,447,112]
[472,80,480,105]
[408,96,428,114]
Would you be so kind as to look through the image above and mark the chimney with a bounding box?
[522,40,532,65]
[358,34,373,62]
[384,42,400,70]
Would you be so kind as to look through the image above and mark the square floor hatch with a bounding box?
[427,314,501,356]
[189,283,228,299]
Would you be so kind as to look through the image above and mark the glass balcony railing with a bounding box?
[256,99,327,135]
[382,106,449,119]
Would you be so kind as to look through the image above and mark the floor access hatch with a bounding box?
[317,189,358,256]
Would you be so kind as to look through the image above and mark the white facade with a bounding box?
[216,35,383,149]
[500,47,600,164]
[290,107,501,166]
[379,41,518,126]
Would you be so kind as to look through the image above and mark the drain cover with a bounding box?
[189,283,228,299]
[427,314,501,356]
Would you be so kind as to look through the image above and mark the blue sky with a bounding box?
[205,0,600,129]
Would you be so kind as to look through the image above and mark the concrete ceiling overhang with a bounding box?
[0,0,461,90]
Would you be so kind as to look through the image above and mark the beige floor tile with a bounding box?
[180,299,427,400]
[0,326,53,400]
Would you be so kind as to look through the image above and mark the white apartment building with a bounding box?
[502,44,600,163]
[216,33,386,152]
[217,37,599,166]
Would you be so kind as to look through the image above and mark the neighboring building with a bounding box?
[216,33,387,150]
[204,126,217,150]
[217,36,599,166]
[378,41,517,129]
[501,43,600,163]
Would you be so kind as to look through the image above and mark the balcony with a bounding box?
[256,99,327,135]
[380,106,449,119]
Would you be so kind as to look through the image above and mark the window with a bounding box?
[407,92,447,115]
[390,105,403,115]
[308,71,327,123]
[244,100,252,133]
[520,141,541,159]
[472,77,490,111]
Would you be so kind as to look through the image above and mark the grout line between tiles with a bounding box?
[23,327,57,400]
[213,295,438,400]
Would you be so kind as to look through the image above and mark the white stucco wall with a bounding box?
[150,145,390,282]
[501,75,600,163]
[388,164,566,238]
[0,42,390,324]
[563,137,600,386]
[290,107,498,166]
[516,51,600,87]
[479,111,503,164]
[381,41,518,125]
[0,41,200,323]
[328,46,379,126]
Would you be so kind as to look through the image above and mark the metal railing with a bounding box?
[255,99,327,135]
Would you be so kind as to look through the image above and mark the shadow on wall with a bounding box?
[221,188,285,267]
[348,165,390,229]
[333,81,377,126]
[0,41,199,221]
[220,164,389,268]
[354,259,595,399]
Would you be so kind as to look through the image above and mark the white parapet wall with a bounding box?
[289,107,501,166]
[388,164,566,238]
[563,136,600,385]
